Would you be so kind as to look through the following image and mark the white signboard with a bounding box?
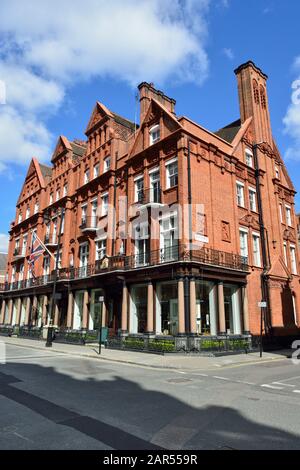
[258,301,267,308]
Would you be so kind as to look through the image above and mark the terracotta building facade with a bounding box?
[1,61,300,348]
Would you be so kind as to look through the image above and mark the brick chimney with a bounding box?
[138,82,176,123]
[234,61,272,145]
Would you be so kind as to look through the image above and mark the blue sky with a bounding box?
[0,0,300,252]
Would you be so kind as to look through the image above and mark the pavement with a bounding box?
[0,335,293,371]
[1,340,300,449]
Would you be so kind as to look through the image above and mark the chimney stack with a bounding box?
[234,61,272,145]
[138,82,176,124]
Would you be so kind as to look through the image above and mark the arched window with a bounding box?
[260,85,266,109]
[253,79,259,105]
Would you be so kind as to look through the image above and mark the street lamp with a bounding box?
[44,206,65,348]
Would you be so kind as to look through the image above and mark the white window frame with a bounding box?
[84,169,90,185]
[165,158,178,189]
[34,202,39,214]
[239,227,248,259]
[236,182,245,208]
[95,238,107,261]
[81,204,87,224]
[249,187,257,212]
[56,188,60,201]
[252,232,261,267]
[25,206,30,219]
[104,156,111,172]
[93,163,100,178]
[290,244,297,275]
[149,124,160,145]
[101,192,109,217]
[63,184,68,197]
[245,149,253,168]
[49,193,53,205]
[18,212,22,224]
[22,233,28,256]
[285,205,292,226]
[275,165,280,179]
[134,175,144,203]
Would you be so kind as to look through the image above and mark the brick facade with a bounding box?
[1,61,299,345]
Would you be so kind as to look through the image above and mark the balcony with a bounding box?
[1,246,248,292]
[13,248,26,259]
[137,187,163,209]
[80,217,98,233]
[44,234,58,248]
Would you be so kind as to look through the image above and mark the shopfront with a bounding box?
[155,281,178,336]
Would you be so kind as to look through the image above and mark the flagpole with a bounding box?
[34,232,56,261]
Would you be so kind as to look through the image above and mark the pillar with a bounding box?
[121,282,128,334]
[178,278,185,335]
[218,282,226,335]
[16,298,22,325]
[8,299,13,325]
[66,291,74,328]
[102,301,107,328]
[0,300,6,324]
[82,290,89,330]
[147,281,154,334]
[25,297,31,326]
[242,285,250,334]
[190,279,197,335]
[42,296,48,325]
[32,296,38,325]
[54,303,60,326]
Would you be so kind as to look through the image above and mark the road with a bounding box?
[1,342,300,450]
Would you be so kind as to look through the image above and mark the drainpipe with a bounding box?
[186,138,193,334]
[111,151,118,257]
[253,143,272,334]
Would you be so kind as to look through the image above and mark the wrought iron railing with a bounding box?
[80,216,98,230]
[1,246,248,292]
[139,187,162,205]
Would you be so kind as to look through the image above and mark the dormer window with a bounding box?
[245,149,253,168]
[149,124,160,145]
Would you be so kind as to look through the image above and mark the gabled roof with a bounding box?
[85,101,114,135]
[129,97,182,158]
[51,136,73,163]
[214,119,241,143]
[39,163,52,179]
[112,112,137,131]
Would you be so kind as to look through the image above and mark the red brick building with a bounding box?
[0,61,299,349]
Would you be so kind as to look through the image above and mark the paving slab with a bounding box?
[0,336,291,371]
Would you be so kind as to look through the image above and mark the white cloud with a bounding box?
[283,59,300,161]
[0,0,211,170]
[0,234,9,253]
[223,48,234,60]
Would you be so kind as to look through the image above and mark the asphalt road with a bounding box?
[1,343,300,450]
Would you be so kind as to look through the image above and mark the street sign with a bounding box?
[258,301,267,308]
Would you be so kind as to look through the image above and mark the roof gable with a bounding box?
[129,98,182,157]
[17,158,46,204]
[51,135,73,163]
[85,101,114,135]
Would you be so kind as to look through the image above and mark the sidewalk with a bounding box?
[1,336,291,371]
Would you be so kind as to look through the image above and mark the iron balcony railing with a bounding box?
[1,246,248,292]
[138,187,162,205]
[80,216,98,231]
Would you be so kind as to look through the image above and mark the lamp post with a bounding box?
[44,206,64,348]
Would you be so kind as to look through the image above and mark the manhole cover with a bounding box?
[166,378,192,384]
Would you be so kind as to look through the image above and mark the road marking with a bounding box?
[272,382,295,387]
[236,380,256,385]
[213,376,230,381]
[293,390,300,394]
[261,384,283,390]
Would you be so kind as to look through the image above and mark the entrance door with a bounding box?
[169,299,178,336]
